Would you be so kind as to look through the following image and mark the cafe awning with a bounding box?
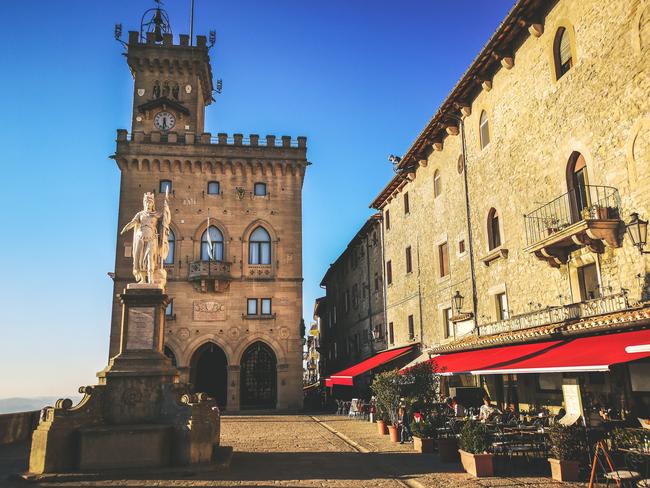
[325,345,414,387]
[429,329,650,375]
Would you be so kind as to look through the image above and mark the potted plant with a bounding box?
[547,423,585,482]
[458,420,494,477]
[371,370,402,442]
[376,413,388,435]
[410,418,436,453]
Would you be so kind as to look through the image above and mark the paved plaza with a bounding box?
[0,413,596,488]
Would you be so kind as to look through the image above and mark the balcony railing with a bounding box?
[188,260,232,281]
[478,291,629,337]
[524,185,621,247]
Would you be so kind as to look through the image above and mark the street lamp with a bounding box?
[626,213,650,254]
[452,290,464,315]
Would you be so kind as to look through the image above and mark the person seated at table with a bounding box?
[398,406,412,444]
[479,396,501,422]
[446,396,466,417]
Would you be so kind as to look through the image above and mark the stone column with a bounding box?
[227,365,240,411]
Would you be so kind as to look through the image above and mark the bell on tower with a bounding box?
[140,0,172,43]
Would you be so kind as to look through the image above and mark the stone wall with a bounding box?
[375,0,650,351]
[319,216,386,375]
[0,411,39,445]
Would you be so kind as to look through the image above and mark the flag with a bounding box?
[206,211,213,260]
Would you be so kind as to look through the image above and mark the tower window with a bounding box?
[254,182,267,196]
[404,192,410,214]
[385,209,391,230]
[201,226,224,261]
[261,298,272,315]
[487,208,502,250]
[164,229,175,264]
[247,298,258,315]
[408,315,415,340]
[207,181,220,195]
[249,226,271,265]
[386,260,393,285]
[438,242,449,278]
[388,322,394,344]
[433,170,442,197]
[554,27,573,79]
[405,246,413,274]
[159,179,172,194]
[479,111,490,149]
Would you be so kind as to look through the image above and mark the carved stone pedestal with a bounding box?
[26,287,223,476]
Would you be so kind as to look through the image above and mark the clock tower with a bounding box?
[110,6,308,412]
[125,28,213,138]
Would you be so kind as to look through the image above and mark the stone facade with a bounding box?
[317,215,387,378]
[371,0,650,405]
[110,31,307,411]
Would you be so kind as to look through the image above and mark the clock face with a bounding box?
[153,111,176,131]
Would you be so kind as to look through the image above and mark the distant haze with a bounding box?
[0,396,82,415]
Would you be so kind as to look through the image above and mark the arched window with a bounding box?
[479,111,490,149]
[249,226,271,265]
[200,226,224,261]
[433,170,442,197]
[487,208,502,250]
[164,229,175,264]
[207,181,220,195]
[254,182,267,196]
[554,27,573,79]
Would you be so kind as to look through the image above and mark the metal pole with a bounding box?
[190,0,195,46]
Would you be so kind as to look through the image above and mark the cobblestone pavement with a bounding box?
[0,414,599,488]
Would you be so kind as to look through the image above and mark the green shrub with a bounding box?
[458,420,490,454]
[548,423,586,461]
[610,427,647,450]
[410,419,436,438]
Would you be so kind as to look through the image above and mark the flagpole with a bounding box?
[190,0,195,46]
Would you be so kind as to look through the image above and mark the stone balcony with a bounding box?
[188,260,232,293]
[478,291,630,337]
[523,185,622,268]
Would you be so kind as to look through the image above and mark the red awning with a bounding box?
[430,329,650,375]
[325,345,414,387]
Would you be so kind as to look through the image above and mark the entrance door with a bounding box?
[190,342,228,409]
[240,342,277,409]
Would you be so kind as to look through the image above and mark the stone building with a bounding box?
[109,27,308,411]
[371,0,650,413]
[317,214,390,389]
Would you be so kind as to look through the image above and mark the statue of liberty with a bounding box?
[120,191,171,288]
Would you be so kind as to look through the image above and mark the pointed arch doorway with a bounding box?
[240,342,277,409]
[190,342,228,409]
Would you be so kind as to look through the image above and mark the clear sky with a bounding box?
[0,0,514,398]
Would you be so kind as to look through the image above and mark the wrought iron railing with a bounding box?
[478,291,629,336]
[524,185,621,247]
[188,260,231,280]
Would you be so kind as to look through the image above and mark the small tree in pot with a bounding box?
[547,423,586,482]
[410,417,437,453]
[458,420,494,477]
[371,370,401,442]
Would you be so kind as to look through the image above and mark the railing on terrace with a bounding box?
[188,260,231,281]
[478,291,629,337]
[524,185,621,247]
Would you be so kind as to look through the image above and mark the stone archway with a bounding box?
[190,342,228,409]
[240,341,277,409]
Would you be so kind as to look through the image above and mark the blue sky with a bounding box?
[0,0,514,397]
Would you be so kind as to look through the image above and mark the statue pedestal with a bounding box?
[26,287,224,476]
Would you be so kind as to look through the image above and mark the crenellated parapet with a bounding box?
[115,129,308,177]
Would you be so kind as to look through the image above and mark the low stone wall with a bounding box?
[0,411,40,445]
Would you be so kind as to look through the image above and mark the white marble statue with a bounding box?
[120,191,171,288]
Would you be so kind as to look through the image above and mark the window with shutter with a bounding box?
[479,111,490,149]
[555,27,573,79]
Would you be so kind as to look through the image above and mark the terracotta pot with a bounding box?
[437,437,460,463]
[548,458,581,482]
[458,449,494,477]
[413,436,435,453]
[388,425,399,443]
[377,420,388,435]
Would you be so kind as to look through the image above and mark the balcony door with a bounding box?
[567,152,590,222]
